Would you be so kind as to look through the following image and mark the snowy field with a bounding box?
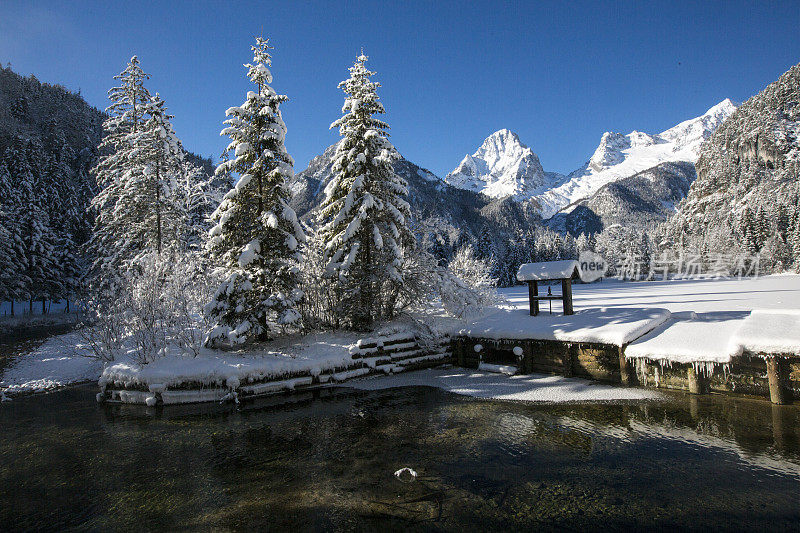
[495,275,800,364]
[0,299,71,318]
[349,367,661,403]
[498,275,800,314]
[0,301,78,336]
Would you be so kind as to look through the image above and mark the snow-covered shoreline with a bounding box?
[349,367,661,403]
[0,332,101,395]
[3,275,800,403]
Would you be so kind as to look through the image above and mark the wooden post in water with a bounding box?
[772,404,788,451]
[452,339,463,367]
[619,346,635,386]
[687,365,708,394]
[561,278,574,315]
[528,281,539,316]
[522,340,534,374]
[562,344,575,378]
[766,357,792,405]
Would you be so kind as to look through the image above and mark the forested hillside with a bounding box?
[0,65,215,313]
[665,62,800,271]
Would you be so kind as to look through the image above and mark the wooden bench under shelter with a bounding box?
[516,260,580,316]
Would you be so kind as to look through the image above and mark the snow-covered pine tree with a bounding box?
[120,93,185,256]
[205,37,306,346]
[0,159,22,311]
[0,152,31,315]
[87,56,153,295]
[8,144,60,313]
[317,52,413,329]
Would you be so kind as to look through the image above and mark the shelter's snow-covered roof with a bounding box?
[517,260,580,282]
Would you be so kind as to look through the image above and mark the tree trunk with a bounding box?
[29,298,33,315]
[156,160,162,255]
[257,174,263,215]
[42,299,46,315]
[361,236,373,329]
[10,299,14,316]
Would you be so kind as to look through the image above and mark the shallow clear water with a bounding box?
[2,384,800,531]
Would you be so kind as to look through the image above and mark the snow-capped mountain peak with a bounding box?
[443,99,737,219]
[532,98,737,218]
[445,129,561,199]
[659,98,737,149]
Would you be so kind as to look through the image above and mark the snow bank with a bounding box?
[100,332,360,390]
[0,332,101,394]
[457,307,670,346]
[731,310,800,355]
[349,367,661,403]
[626,313,745,363]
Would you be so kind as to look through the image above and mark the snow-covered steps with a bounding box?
[98,331,453,406]
[350,332,453,374]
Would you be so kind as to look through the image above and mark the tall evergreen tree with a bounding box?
[205,37,306,346]
[121,93,185,255]
[317,52,413,329]
[0,158,26,313]
[9,145,60,313]
[87,56,153,295]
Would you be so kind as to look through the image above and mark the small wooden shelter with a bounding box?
[516,260,580,316]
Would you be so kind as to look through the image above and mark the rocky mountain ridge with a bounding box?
[443,99,737,219]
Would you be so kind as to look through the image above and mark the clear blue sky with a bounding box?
[2,1,798,176]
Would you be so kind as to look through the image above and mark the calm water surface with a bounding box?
[2,384,800,531]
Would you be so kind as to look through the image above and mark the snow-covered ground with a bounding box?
[4,275,800,400]
[349,367,660,403]
[457,307,670,346]
[100,332,360,391]
[499,275,800,363]
[0,305,78,336]
[499,275,800,313]
[0,332,101,395]
[0,299,71,318]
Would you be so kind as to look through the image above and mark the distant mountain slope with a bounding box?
[538,99,735,218]
[0,66,104,159]
[288,142,541,245]
[665,62,800,266]
[548,161,696,236]
[443,100,736,219]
